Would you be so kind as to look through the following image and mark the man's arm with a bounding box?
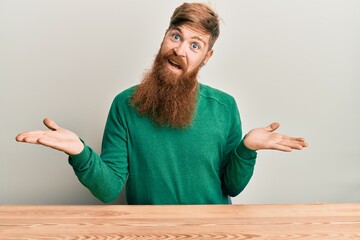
[220,99,308,197]
[16,113,128,203]
[221,123,307,197]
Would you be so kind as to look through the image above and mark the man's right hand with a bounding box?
[16,118,84,155]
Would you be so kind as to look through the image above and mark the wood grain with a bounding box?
[0,203,359,239]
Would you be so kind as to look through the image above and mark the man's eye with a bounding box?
[191,43,199,49]
[172,34,180,41]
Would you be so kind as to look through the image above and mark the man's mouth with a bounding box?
[168,59,182,70]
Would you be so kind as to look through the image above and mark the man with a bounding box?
[16,3,307,204]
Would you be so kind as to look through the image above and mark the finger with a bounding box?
[43,118,61,131]
[16,131,46,142]
[19,135,44,144]
[17,135,64,152]
[279,140,305,150]
[265,122,280,132]
[282,136,306,142]
[272,144,292,152]
[296,140,308,147]
[281,136,308,148]
[284,137,308,147]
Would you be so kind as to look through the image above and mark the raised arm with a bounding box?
[221,100,308,197]
[16,115,128,203]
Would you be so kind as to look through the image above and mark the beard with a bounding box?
[131,49,202,128]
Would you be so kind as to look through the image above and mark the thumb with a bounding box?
[43,118,61,131]
[265,122,280,132]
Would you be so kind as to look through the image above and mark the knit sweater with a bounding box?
[68,83,257,204]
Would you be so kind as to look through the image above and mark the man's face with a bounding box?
[131,24,214,128]
[159,24,213,77]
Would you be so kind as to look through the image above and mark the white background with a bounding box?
[1,0,359,204]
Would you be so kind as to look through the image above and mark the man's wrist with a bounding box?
[236,138,257,160]
[243,135,257,151]
[67,139,85,156]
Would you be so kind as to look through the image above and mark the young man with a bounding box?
[16,3,307,204]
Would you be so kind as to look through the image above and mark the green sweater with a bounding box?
[69,83,257,204]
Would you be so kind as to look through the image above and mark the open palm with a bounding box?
[244,122,308,152]
[16,118,84,155]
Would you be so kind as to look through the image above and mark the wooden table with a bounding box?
[0,203,359,239]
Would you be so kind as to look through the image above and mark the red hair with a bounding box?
[168,3,220,50]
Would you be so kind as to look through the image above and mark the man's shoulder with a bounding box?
[113,85,138,102]
[199,83,237,107]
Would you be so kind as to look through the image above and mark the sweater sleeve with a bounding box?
[221,100,257,197]
[68,95,129,203]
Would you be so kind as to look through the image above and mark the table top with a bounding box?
[1,203,359,239]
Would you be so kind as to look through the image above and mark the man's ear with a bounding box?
[203,49,214,65]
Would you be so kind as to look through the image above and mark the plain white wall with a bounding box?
[1,0,359,204]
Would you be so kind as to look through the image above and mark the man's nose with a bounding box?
[174,43,187,57]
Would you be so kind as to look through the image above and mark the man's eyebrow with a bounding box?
[172,27,207,47]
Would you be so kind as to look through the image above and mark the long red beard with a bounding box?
[131,50,201,128]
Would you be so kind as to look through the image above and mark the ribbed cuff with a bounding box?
[68,144,92,171]
[236,139,257,160]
